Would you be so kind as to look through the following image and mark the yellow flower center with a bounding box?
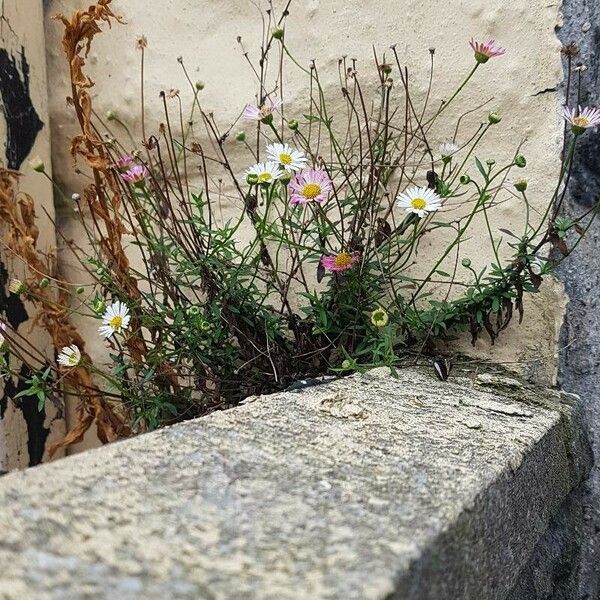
[302,183,322,200]
[67,354,79,366]
[258,172,273,183]
[109,316,123,330]
[334,252,353,269]
[411,197,427,210]
[279,153,293,165]
[573,116,590,128]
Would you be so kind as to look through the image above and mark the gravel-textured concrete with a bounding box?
[0,368,591,599]
[556,2,600,597]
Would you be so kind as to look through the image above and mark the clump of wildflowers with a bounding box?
[7,9,596,453]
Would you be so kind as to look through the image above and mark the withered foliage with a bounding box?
[0,167,129,455]
[0,0,135,453]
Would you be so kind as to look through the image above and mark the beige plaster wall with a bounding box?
[44,0,566,447]
[0,0,66,469]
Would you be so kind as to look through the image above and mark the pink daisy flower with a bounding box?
[288,168,333,205]
[121,164,149,185]
[242,97,283,122]
[562,105,600,134]
[320,252,359,272]
[469,39,506,64]
[115,154,134,170]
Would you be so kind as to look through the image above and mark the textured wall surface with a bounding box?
[0,0,65,470]
[0,368,591,599]
[556,1,600,598]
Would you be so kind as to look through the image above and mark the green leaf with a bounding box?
[475,157,488,181]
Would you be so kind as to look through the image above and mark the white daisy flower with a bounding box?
[266,143,307,172]
[562,105,600,134]
[57,344,82,367]
[439,142,459,160]
[99,300,131,339]
[244,161,282,184]
[396,186,443,218]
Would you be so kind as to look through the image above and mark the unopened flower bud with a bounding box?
[460,174,471,185]
[461,258,472,268]
[39,278,50,288]
[279,171,292,185]
[288,119,299,131]
[514,154,527,168]
[272,27,284,40]
[514,178,528,192]
[188,305,201,316]
[488,112,502,124]
[106,110,117,121]
[195,80,205,91]
[76,287,85,294]
[93,299,106,314]
[29,157,45,173]
[235,131,246,142]
[486,159,496,167]
[246,173,259,185]
[71,193,81,202]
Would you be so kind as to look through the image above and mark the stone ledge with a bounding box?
[0,368,591,599]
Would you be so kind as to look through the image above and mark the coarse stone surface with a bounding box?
[0,368,591,599]
[557,1,600,598]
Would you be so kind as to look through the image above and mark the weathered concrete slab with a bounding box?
[0,368,591,599]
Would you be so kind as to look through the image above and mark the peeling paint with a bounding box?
[0,46,43,169]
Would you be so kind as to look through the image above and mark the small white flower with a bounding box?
[8,278,25,294]
[244,161,282,184]
[439,142,459,159]
[29,156,45,173]
[266,143,307,172]
[57,345,82,367]
[396,186,443,218]
[99,300,131,339]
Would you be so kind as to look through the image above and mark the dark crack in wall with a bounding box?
[556,1,600,598]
